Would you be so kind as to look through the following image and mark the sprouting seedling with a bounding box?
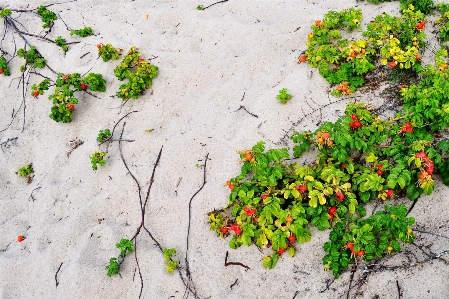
[70,27,93,37]
[276,88,292,104]
[197,5,205,10]
[97,129,112,142]
[37,6,57,28]
[105,238,134,276]
[116,238,134,258]
[90,151,107,170]
[55,36,68,52]
[105,258,119,277]
[17,164,33,177]
[162,248,179,273]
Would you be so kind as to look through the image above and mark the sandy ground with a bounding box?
[1,0,449,298]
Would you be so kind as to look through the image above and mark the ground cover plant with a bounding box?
[114,46,158,100]
[209,3,449,278]
[33,72,106,123]
[276,88,292,104]
[17,164,33,177]
[301,5,425,96]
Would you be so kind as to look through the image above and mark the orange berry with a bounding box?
[327,140,334,147]
[322,132,330,140]
[299,55,307,63]
[286,216,293,223]
[18,235,25,242]
[308,33,314,39]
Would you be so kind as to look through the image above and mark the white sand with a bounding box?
[1,0,448,298]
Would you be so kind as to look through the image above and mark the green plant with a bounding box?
[105,238,134,276]
[114,46,158,100]
[37,5,57,28]
[97,43,121,62]
[44,72,106,122]
[304,5,425,96]
[209,83,449,276]
[276,88,292,104]
[0,8,11,18]
[83,73,107,92]
[360,0,435,15]
[17,164,33,177]
[116,238,134,257]
[105,258,119,277]
[31,78,50,98]
[0,57,11,76]
[197,5,205,10]
[162,248,179,273]
[17,46,46,71]
[90,151,107,170]
[436,4,449,42]
[70,27,93,37]
[96,129,111,142]
[323,204,414,277]
[55,36,68,52]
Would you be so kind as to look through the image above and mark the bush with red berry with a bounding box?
[34,72,106,123]
[113,46,158,100]
[209,2,449,277]
[0,57,10,76]
[301,5,426,96]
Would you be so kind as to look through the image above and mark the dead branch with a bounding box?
[224,251,250,270]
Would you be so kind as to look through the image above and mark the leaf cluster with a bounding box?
[209,94,449,273]
[90,150,106,170]
[114,46,158,100]
[55,36,68,52]
[0,9,11,18]
[162,248,179,273]
[105,238,134,276]
[116,238,134,257]
[98,43,121,62]
[18,164,33,177]
[0,57,11,76]
[37,5,57,28]
[360,0,435,15]
[323,204,414,277]
[105,258,119,277]
[31,78,50,97]
[17,46,46,71]
[305,6,426,96]
[436,4,449,42]
[96,129,111,142]
[46,72,106,123]
[276,88,292,104]
[70,27,93,37]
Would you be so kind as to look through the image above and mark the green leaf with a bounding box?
[287,246,295,257]
[272,229,287,250]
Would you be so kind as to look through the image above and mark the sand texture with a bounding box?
[1,0,448,298]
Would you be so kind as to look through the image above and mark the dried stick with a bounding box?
[55,262,63,287]
[184,153,209,295]
[118,123,200,299]
[224,251,250,270]
[99,111,138,145]
[201,0,229,10]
